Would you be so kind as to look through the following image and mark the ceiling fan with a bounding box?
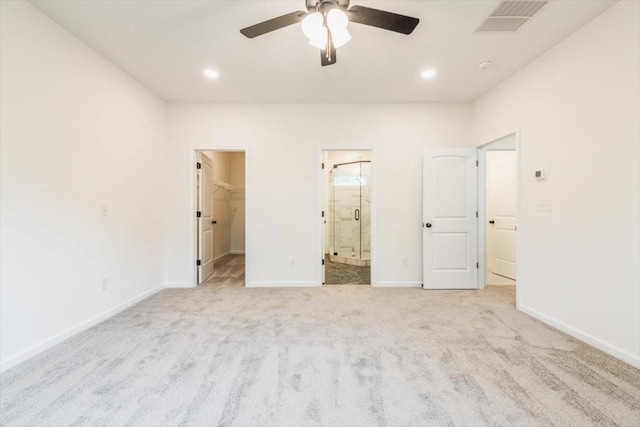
[240,0,420,66]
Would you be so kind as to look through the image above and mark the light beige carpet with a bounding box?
[1,255,639,426]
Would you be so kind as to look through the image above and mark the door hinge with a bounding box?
[322,259,325,265]
[476,160,479,167]
[322,211,325,217]
[196,259,201,266]
[321,162,324,169]
[196,162,201,169]
[476,211,478,218]
[476,262,479,269]
[196,211,202,218]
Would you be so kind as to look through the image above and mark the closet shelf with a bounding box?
[212,180,235,190]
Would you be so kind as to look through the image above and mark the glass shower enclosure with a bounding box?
[329,161,371,266]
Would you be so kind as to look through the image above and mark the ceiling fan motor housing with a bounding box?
[306,0,350,12]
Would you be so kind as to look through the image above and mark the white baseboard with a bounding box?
[0,284,164,373]
[373,281,423,288]
[213,250,244,260]
[519,304,640,368]
[164,282,192,288]
[214,251,230,261]
[247,281,320,288]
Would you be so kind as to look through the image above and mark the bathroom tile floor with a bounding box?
[324,254,370,285]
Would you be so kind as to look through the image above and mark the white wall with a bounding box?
[472,1,640,366]
[165,104,471,287]
[0,1,168,370]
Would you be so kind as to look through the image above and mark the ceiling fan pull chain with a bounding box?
[323,12,331,62]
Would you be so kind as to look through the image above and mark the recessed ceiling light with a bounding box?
[421,69,437,79]
[203,69,219,79]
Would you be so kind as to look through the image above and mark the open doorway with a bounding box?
[478,134,517,289]
[195,150,245,286]
[322,150,371,285]
[486,151,517,285]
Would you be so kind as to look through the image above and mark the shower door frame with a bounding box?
[319,149,376,286]
[330,160,371,261]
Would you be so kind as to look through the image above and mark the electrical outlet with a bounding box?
[290,257,296,267]
[536,199,553,212]
[100,276,110,291]
[402,258,409,267]
[101,204,109,217]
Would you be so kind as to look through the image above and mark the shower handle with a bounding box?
[354,209,360,221]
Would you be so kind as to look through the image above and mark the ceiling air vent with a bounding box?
[476,1,548,32]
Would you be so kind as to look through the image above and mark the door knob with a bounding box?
[425,223,432,228]
[212,220,217,225]
[489,220,495,224]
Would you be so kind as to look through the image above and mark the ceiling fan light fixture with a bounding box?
[308,27,328,49]
[326,8,349,30]
[301,12,324,39]
[302,7,352,50]
[331,28,352,48]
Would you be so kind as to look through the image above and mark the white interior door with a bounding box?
[198,153,214,284]
[423,148,478,289]
[488,151,517,280]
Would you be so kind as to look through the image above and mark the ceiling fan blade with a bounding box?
[240,11,307,38]
[321,34,337,66]
[346,5,419,35]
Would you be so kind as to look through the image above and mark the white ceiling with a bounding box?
[30,0,616,103]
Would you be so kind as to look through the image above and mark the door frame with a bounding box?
[190,148,248,287]
[318,148,376,286]
[477,132,520,296]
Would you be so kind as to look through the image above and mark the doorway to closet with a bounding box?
[195,150,246,286]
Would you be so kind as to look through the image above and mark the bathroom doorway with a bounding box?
[322,150,371,285]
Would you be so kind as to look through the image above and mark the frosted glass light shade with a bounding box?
[331,28,351,48]
[326,8,348,30]
[301,12,324,39]
[308,27,328,50]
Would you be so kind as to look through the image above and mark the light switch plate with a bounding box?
[535,169,548,180]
